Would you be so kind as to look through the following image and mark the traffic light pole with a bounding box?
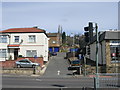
[95,23,99,89]
[84,54,86,76]
[84,22,99,89]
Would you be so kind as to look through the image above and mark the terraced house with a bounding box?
[0,27,49,64]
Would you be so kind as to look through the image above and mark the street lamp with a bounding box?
[71,33,75,57]
[71,33,74,47]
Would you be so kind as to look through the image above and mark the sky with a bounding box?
[1,1,119,35]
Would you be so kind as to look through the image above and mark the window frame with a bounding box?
[14,36,19,43]
[28,35,36,43]
[26,50,37,57]
[0,35,7,43]
[0,49,7,58]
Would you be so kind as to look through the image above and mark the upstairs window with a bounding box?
[29,35,36,43]
[0,35,7,43]
[14,36,19,42]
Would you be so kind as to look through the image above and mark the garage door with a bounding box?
[54,47,59,52]
[49,47,53,52]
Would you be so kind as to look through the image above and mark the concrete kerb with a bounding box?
[40,59,50,75]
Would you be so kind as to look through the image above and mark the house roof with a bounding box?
[47,33,59,37]
[0,27,45,33]
[90,30,120,44]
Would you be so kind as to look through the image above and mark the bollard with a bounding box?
[57,70,60,75]
[94,77,96,90]
[33,66,36,74]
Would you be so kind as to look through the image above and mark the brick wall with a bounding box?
[0,57,44,68]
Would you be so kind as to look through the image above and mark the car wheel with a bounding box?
[17,64,21,68]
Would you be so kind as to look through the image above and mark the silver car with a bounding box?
[15,59,40,68]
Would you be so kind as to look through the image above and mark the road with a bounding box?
[2,75,94,88]
[42,52,73,78]
[2,53,119,89]
[2,75,119,88]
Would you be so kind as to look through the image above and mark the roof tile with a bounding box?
[0,28,45,33]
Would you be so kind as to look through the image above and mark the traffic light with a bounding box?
[84,22,94,43]
[87,46,90,55]
[82,47,86,55]
[116,47,119,57]
[84,27,89,31]
[84,27,89,42]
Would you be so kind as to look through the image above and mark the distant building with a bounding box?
[0,27,49,63]
[47,33,62,52]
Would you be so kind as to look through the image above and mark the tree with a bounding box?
[62,32,66,44]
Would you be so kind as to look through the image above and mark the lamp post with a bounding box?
[71,33,75,57]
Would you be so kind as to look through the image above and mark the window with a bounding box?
[14,36,19,42]
[0,49,7,58]
[29,35,36,42]
[52,41,56,44]
[0,35,7,43]
[26,50,37,57]
[110,46,120,62]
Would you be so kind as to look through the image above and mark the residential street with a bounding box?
[42,52,73,78]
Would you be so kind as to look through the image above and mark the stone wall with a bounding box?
[105,40,111,66]
[0,66,41,75]
[82,65,120,74]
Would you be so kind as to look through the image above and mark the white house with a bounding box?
[0,27,49,62]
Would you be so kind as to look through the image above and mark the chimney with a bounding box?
[33,26,38,28]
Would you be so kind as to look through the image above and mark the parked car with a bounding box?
[15,59,40,68]
[71,60,81,66]
[51,52,57,56]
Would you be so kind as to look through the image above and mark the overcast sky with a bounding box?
[1,1,119,34]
